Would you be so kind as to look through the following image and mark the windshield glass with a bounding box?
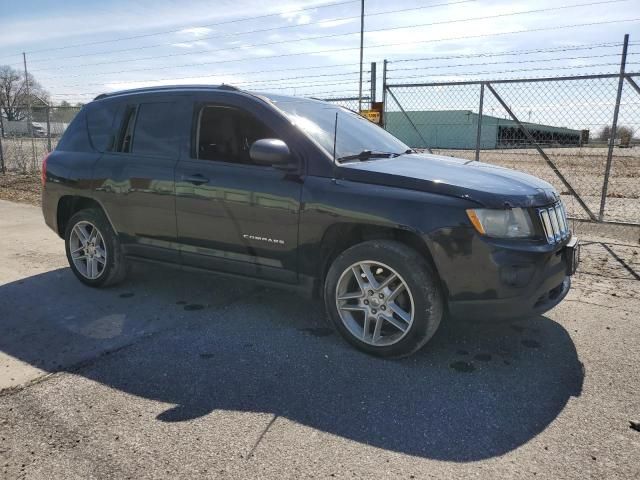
[266,95,410,160]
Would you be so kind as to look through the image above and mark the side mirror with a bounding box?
[249,138,291,166]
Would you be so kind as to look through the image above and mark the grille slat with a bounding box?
[538,201,569,244]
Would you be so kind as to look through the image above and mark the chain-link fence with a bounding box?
[3,76,639,227]
[383,68,640,226]
[0,105,82,174]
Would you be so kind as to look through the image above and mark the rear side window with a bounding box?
[130,102,178,157]
[87,102,117,152]
[56,109,91,152]
[119,107,137,153]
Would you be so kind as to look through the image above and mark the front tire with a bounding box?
[64,208,127,287]
[324,240,443,358]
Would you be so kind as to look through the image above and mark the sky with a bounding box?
[0,0,639,117]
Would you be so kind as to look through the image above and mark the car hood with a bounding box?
[338,153,559,208]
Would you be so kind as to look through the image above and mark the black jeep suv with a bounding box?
[41,85,579,357]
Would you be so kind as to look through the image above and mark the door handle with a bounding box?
[183,174,209,185]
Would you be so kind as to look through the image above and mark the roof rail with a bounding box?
[93,84,240,101]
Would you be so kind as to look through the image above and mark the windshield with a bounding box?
[266,95,410,160]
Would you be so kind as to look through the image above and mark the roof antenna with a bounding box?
[332,111,338,182]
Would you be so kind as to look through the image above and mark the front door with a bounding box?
[175,98,303,283]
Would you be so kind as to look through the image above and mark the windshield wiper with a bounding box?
[337,150,400,162]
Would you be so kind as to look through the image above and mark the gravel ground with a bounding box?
[0,200,639,480]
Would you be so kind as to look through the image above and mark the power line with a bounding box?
[52,43,633,89]
[0,0,360,59]
[25,0,477,65]
[29,0,630,73]
[57,68,366,89]
[36,17,640,81]
[246,79,369,90]
[49,85,369,99]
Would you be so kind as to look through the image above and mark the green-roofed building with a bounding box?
[384,110,588,150]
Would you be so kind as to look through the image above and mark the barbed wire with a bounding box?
[387,63,633,81]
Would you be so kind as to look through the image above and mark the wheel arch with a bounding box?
[56,196,117,238]
[317,223,445,298]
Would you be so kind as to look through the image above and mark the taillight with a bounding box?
[41,152,51,188]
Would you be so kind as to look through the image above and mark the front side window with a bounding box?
[266,95,409,160]
[196,105,276,164]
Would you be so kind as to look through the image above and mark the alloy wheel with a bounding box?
[69,221,107,280]
[335,260,415,347]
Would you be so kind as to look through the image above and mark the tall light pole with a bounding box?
[23,52,37,170]
[358,0,364,113]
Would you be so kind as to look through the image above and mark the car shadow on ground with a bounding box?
[0,264,584,462]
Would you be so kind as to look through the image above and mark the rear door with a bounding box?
[92,95,190,262]
[174,94,303,283]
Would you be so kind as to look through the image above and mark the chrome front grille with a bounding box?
[538,202,570,244]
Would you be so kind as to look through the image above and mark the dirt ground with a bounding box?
[0,172,41,205]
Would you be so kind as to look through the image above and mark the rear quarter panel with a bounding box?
[42,150,102,236]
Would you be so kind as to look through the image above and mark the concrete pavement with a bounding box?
[0,199,639,479]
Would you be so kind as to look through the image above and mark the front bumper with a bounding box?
[448,276,571,321]
[427,227,579,321]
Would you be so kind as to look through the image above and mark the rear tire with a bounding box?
[324,240,443,358]
[64,208,127,287]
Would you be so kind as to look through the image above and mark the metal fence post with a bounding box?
[598,34,629,221]
[382,59,388,129]
[370,62,376,106]
[46,105,52,152]
[475,83,485,161]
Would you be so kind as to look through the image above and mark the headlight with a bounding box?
[466,208,534,238]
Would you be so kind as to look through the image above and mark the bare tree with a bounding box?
[0,65,49,121]
[597,124,635,141]
[598,125,611,141]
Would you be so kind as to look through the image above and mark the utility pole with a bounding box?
[358,0,364,113]
[23,52,37,170]
[0,114,5,174]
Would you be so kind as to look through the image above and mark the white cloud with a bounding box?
[280,11,312,25]
[177,27,213,37]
